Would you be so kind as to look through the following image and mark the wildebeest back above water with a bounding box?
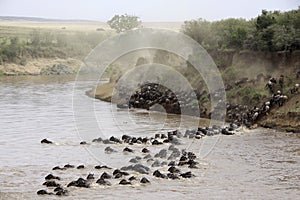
[116,82,201,116]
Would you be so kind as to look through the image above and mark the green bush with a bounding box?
[181,7,300,52]
[0,29,111,65]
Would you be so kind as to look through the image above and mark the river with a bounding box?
[0,75,299,199]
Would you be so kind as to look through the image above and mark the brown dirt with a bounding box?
[90,50,300,133]
[258,93,300,133]
[86,82,116,102]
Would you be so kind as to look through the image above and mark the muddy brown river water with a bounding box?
[0,75,299,199]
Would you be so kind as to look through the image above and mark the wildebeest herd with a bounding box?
[116,82,203,116]
[117,75,299,128]
[37,72,299,196]
[226,75,299,127]
[38,124,239,196]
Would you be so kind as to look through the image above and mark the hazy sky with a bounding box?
[0,0,299,22]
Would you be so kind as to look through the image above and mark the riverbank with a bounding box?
[258,93,300,133]
[88,50,300,132]
[88,82,300,132]
[0,58,82,76]
[86,82,115,102]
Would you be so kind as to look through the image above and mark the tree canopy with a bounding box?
[107,14,141,33]
[181,7,300,51]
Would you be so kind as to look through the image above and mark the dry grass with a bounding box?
[0,21,108,32]
[0,21,182,33]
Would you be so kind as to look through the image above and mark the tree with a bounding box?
[212,18,250,49]
[107,14,141,33]
[256,10,276,30]
[181,18,214,48]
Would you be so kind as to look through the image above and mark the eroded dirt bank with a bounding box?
[258,93,300,133]
[88,50,300,132]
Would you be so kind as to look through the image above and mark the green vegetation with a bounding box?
[107,14,141,33]
[182,7,300,51]
[0,27,112,65]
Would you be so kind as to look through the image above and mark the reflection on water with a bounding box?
[0,75,299,199]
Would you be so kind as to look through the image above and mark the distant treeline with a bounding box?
[0,29,111,65]
[182,8,300,51]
